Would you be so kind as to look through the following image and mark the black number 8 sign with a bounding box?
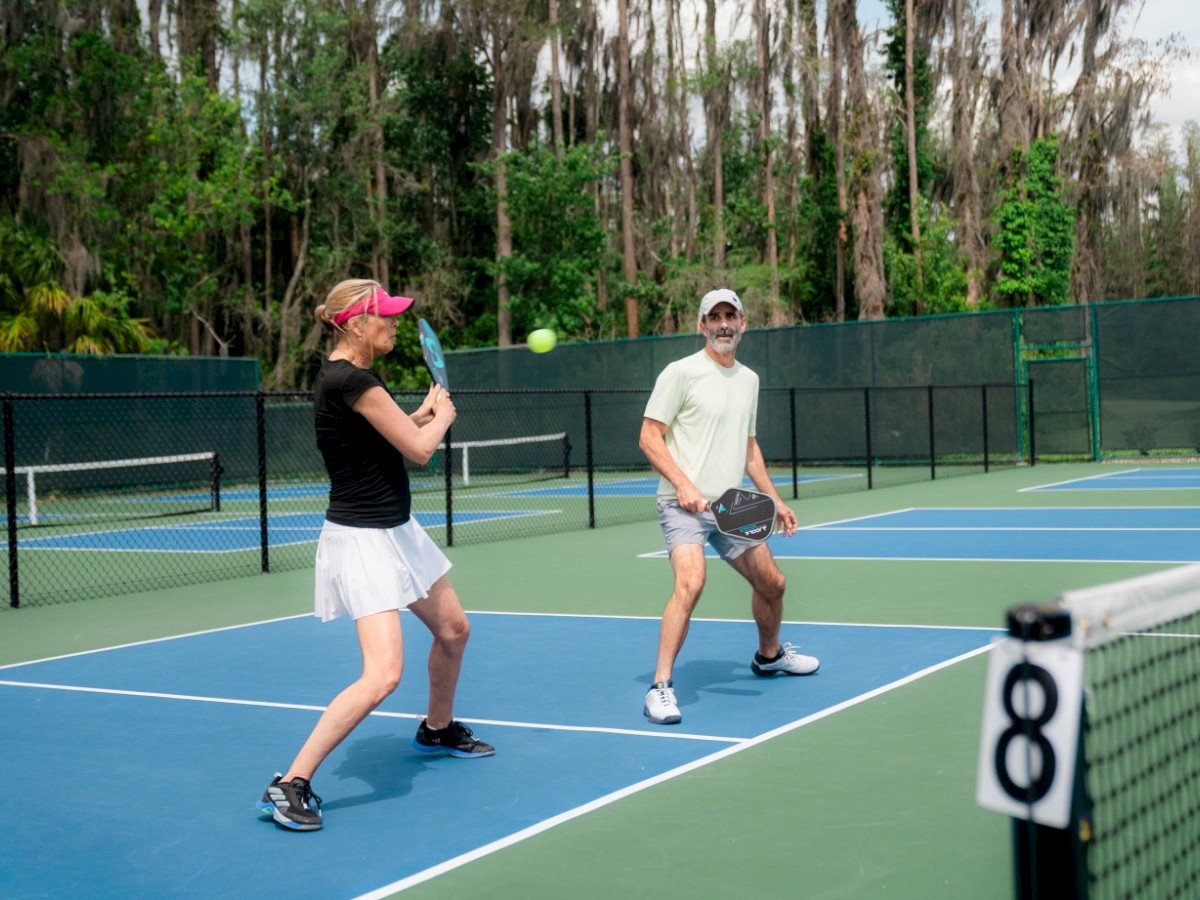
[976,637,1081,828]
[994,662,1058,803]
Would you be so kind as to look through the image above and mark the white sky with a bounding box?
[855,0,1200,152]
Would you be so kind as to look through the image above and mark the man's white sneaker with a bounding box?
[751,642,820,676]
[644,681,682,724]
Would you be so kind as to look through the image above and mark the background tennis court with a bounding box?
[1,461,1195,898]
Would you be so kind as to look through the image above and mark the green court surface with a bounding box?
[1,461,1192,899]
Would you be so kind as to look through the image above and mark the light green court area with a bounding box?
[1,461,1190,898]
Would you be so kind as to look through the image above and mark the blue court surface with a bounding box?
[647,506,1200,564]
[19,510,555,553]
[497,472,861,498]
[1023,467,1200,491]
[0,612,997,898]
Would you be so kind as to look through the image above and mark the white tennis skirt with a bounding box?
[313,517,452,622]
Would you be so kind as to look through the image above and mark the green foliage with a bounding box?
[488,140,611,338]
[993,137,1075,306]
[790,131,844,321]
[1143,168,1190,298]
[125,72,264,315]
[884,201,970,316]
[0,216,152,352]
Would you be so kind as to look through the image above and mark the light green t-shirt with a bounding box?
[643,349,759,501]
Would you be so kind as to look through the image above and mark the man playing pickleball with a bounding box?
[638,288,820,726]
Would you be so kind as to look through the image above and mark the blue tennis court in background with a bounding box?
[1023,467,1200,491]
[0,611,997,898]
[651,506,1200,564]
[20,510,556,552]
[498,472,862,498]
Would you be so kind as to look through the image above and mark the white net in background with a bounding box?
[444,432,570,486]
[1,452,220,526]
[1057,565,1200,900]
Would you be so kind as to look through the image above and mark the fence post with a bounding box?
[585,391,595,529]
[928,385,937,481]
[4,396,18,609]
[1027,379,1037,466]
[863,387,874,490]
[256,392,269,573]
[444,426,454,546]
[982,385,990,474]
[789,388,798,499]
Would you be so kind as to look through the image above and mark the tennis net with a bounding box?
[997,566,1200,899]
[433,432,571,487]
[2,452,222,526]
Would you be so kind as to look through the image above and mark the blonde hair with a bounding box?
[315,279,382,331]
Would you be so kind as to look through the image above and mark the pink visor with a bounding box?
[332,288,414,325]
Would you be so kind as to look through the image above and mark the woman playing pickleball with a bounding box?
[258,279,493,831]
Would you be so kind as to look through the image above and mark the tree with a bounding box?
[0,218,153,353]
[993,137,1075,307]
[616,0,638,337]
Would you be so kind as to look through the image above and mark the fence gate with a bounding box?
[1020,306,1099,461]
[1029,357,1095,459]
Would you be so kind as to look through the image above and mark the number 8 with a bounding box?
[994,661,1058,803]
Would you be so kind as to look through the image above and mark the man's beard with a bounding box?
[707,328,741,355]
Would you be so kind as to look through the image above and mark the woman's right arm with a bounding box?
[352,385,456,465]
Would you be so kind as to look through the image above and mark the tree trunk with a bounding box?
[366,0,389,287]
[493,23,513,345]
[904,0,924,310]
[549,0,564,159]
[259,44,272,312]
[617,0,638,336]
[951,0,984,307]
[998,0,1029,160]
[828,0,847,321]
[756,0,782,324]
[705,0,725,271]
[584,0,606,313]
[845,4,886,319]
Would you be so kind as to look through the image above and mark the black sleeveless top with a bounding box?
[314,359,411,527]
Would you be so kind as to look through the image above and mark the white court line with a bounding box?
[1018,468,1140,492]
[0,680,743,744]
[0,612,312,670]
[0,609,998,671]
[352,642,997,899]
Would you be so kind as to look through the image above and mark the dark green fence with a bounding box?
[3,295,1196,610]
[3,381,1019,609]
[454,296,1200,461]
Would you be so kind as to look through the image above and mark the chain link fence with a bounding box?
[3,383,1020,609]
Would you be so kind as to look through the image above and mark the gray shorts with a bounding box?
[656,499,756,562]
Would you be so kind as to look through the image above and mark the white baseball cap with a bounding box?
[698,288,744,319]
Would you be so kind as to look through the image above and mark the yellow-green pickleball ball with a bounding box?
[528,328,557,353]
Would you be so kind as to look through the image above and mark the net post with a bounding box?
[561,432,571,479]
[1004,602,1089,900]
[210,452,222,512]
[26,468,38,527]
[4,396,18,608]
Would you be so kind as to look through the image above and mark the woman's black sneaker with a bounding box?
[412,719,495,758]
[257,773,323,830]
